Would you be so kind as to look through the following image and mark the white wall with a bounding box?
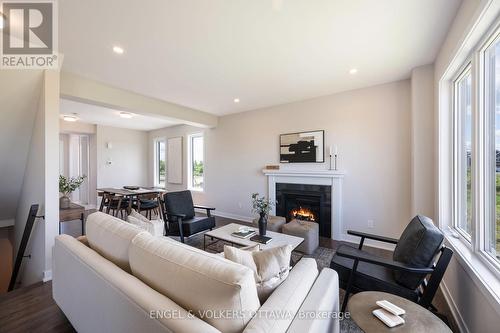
[14,70,60,287]
[433,0,500,332]
[150,80,412,240]
[96,125,149,189]
[410,64,435,218]
[0,70,43,222]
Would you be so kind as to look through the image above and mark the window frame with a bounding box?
[449,20,500,277]
[452,63,474,243]
[187,132,204,192]
[478,24,500,273]
[153,137,166,188]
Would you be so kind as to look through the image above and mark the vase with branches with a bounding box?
[59,175,86,208]
[251,193,275,236]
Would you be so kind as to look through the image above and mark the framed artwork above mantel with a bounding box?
[279,130,324,163]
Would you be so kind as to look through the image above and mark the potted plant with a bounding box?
[251,193,275,236]
[59,175,86,209]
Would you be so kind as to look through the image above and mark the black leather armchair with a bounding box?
[161,190,216,243]
[330,215,453,312]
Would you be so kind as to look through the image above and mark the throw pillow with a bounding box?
[127,215,150,231]
[129,209,151,224]
[224,244,292,302]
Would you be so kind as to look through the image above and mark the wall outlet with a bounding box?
[238,202,242,209]
[367,219,374,228]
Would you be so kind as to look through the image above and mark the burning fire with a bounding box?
[290,206,316,222]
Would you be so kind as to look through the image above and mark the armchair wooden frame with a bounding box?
[338,230,453,313]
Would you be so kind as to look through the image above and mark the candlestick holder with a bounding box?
[334,154,338,171]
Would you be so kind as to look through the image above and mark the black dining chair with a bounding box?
[103,193,130,219]
[132,193,161,219]
[330,215,453,312]
[161,190,216,243]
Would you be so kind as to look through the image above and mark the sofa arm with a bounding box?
[286,268,340,333]
[243,258,318,333]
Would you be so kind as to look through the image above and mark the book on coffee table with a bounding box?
[231,230,256,239]
[250,235,272,244]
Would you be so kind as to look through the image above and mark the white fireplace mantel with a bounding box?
[263,168,345,240]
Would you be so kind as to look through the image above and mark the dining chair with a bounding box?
[103,193,130,219]
[132,193,161,219]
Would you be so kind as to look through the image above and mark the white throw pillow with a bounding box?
[127,212,165,237]
[129,209,151,224]
[224,244,292,302]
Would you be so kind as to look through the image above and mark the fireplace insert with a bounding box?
[275,183,331,238]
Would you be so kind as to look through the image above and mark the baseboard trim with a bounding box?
[440,281,469,333]
[195,208,254,223]
[0,219,15,228]
[43,270,52,282]
[339,233,396,251]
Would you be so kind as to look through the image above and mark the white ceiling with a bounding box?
[60,0,461,115]
[60,99,180,131]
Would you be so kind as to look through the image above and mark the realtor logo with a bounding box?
[1,0,58,69]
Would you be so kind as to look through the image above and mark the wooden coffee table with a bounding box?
[347,291,451,332]
[204,223,304,252]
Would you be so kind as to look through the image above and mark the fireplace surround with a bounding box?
[263,169,345,239]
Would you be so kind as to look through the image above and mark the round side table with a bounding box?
[347,291,452,333]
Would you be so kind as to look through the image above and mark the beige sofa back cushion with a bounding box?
[53,235,221,333]
[129,233,260,333]
[86,212,146,272]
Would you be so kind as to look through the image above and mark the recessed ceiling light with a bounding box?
[63,114,78,122]
[119,111,133,119]
[113,46,124,54]
[234,98,240,103]
[349,68,358,75]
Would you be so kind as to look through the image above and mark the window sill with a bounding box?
[189,187,204,193]
[444,230,500,315]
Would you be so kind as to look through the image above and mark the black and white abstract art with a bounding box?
[280,130,324,163]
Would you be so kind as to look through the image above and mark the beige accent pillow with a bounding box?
[129,209,151,223]
[76,235,89,247]
[224,244,293,302]
[128,210,165,237]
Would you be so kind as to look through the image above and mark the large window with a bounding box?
[451,24,500,269]
[189,133,204,191]
[154,139,166,187]
[454,66,473,239]
[484,34,500,263]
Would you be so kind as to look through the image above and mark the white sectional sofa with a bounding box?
[52,212,340,333]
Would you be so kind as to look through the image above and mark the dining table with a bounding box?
[97,187,167,219]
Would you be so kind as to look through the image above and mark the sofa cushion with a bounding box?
[287,268,340,333]
[330,251,419,301]
[86,212,146,273]
[168,216,216,236]
[393,215,444,289]
[129,233,260,333]
[243,258,318,333]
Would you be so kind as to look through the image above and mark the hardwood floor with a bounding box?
[0,282,75,333]
[0,214,458,332]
